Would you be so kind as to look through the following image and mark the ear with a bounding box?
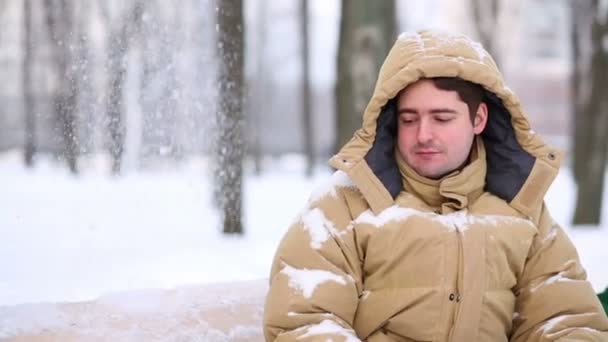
[473,102,488,134]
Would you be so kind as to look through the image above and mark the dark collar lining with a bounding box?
[482,92,535,202]
[363,99,402,199]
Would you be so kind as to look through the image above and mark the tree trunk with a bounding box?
[215,0,245,234]
[571,0,594,186]
[335,0,396,153]
[44,0,79,174]
[106,2,144,175]
[158,10,181,160]
[23,0,36,167]
[106,42,127,175]
[301,0,314,176]
[572,0,608,225]
[138,7,156,164]
[74,2,95,156]
[470,0,501,66]
[251,0,267,175]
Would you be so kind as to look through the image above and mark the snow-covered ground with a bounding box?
[0,151,319,307]
[0,279,268,341]
[0,150,607,308]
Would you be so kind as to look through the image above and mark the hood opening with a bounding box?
[363,89,535,204]
[363,99,402,199]
[482,91,535,202]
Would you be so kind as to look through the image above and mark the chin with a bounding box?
[416,169,440,179]
[419,168,449,180]
[425,173,443,180]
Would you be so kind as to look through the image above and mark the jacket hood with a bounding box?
[329,30,562,219]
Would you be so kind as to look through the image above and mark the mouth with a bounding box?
[414,150,441,160]
[415,150,440,155]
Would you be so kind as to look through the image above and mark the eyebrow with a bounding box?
[398,108,459,115]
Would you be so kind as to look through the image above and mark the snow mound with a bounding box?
[0,279,268,342]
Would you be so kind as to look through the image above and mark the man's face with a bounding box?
[396,79,487,179]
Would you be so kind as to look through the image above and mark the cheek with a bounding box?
[445,130,474,156]
[397,129,415,150]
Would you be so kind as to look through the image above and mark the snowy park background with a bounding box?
[1,150,606,307]
[1,0,607,340]
[0,146,607,341]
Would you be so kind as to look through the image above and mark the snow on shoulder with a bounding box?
[529,260,579,293]
[537,314,603,336]
[355,206,535,232]
[280,263,348,299]
[308,170,355,204]
[300,207,341,249]
[297,320,361,342]
[296,171,355,250]
[355,206,421,227]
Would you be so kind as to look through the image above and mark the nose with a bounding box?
[416,119,433,143]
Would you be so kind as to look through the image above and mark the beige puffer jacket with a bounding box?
[263,30,608,341]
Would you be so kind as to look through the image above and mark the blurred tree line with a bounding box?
[1,0,606,232]
[570,0,608,225]
[11,0,216,174]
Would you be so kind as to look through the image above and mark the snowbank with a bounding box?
[0,280,268,342]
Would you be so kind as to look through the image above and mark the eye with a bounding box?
[400,117,416,125]
[435,116,453,123]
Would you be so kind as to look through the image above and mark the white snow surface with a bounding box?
[397,30,491,61]
[300,208,335,249]
[0,279,267,341]
[529,269,578,293]
[0,152,318,307]
[355,206,534,233]
[536,314,603,336]
[354,206,422,227]
[280,264,347,299]
[397,31,424,46]
[308,170,354,204]
[297,320,361,342]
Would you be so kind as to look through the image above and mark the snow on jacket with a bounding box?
[263,30,608,341]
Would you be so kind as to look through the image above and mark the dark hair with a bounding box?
[430,77,485,122]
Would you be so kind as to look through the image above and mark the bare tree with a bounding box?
[44,0,79,174]
[73,2,96,156]
[157,5,182,159]
[0,1,8,23]
[470,0,501,66]
[215,0,245,234]
[136,2,184,164]
[300,0,314,176]
[137,3,159,164]
[335,0,396,152]
[23,0,36,167]
[571,0,608,225]
[250,0,267,175]
[105,1,144,175]
[571,0,593,186]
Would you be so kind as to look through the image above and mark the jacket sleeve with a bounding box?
[510,204,608,341]
[263,173,364,341]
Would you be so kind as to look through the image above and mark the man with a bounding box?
[263,30,608,341]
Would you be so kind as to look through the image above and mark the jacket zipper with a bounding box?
[447,224,464,341]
